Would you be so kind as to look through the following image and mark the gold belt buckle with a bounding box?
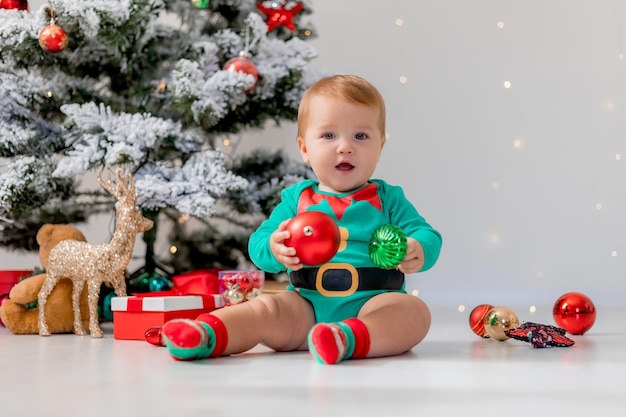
[315,263,359,297]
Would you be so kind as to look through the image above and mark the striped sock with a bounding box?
[162,315,228,361]
[343,318,370,359]
[307,318,370,364]
[196,313,228,358]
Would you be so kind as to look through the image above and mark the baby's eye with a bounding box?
[354,132,369,140]
[322,132,335,139]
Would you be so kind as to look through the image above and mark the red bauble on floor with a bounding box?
[552,292,596,335]
[468,304,494,338]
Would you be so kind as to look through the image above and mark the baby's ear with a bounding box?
[297,136,309,162]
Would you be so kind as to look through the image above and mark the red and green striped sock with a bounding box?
[307,318,370,364]
[162,314,228,361]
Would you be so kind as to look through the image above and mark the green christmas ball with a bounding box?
[191,0,210,9]
[368,224,408,269]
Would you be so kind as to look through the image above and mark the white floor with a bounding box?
[0,303,624,417]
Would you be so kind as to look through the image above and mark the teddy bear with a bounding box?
[0,224,90,334]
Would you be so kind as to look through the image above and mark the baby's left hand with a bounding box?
[397,238,424,274]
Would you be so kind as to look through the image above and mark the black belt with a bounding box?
[289,264,404,297]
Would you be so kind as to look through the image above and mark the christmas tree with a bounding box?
[0,0,320,281]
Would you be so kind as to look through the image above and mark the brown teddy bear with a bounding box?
[0,224,90,334]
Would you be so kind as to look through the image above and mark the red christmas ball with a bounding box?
[144,327,164,346]
[0,0,29,10]
[469,303,494,338]
[39,24,68,53]
[224,54,258,92]
[552,292,596,335]
[284,211,340,266]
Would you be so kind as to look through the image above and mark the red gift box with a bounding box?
[110,294,225,340]
[0,270,33,295]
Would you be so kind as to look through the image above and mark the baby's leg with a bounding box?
[308,292,430,364]
[163,291,314,360]
[357,292,431,357]
[212,290,315,353]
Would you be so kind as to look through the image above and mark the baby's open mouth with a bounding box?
[336,163,354,171]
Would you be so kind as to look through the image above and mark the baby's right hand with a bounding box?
[270,219,304,271]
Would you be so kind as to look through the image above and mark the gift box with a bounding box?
[0,270,33,295]
[110,294,225,340]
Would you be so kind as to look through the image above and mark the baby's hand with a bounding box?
[270,219,304,271]
[397,238,424,274]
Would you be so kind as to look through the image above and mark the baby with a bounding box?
[158,74,442,364]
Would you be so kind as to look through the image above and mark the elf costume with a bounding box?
[250,179,442,363]
[160,179,441,364]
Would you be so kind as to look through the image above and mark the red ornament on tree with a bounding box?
[39,23,68,53]
[257,1,303,32]
[0,0,29,10]
[284,211,340,266]
[552,292,596,335]
[468,304,494,338]
[224,52,258,92]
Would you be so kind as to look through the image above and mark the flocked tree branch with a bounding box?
[0,0,321,274]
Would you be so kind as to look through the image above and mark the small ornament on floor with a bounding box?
[470,304,576,348]
[505,322,575,348]
[552,292,596,335]
[145,327,165,346]
[468,303,494,338]
[483,306,519,341]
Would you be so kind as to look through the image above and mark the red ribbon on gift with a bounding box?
[124,294,221,312]
[127,298,145,311]
[134,269,220,297]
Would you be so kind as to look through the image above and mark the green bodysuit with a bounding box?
[248,179,442,323]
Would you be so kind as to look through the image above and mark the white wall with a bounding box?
[307,0,626,308]
[5,1,626,309]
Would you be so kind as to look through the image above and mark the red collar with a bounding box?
[297,183,382,220]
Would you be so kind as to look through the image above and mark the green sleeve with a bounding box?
[376,180,443,272]
[247,180,315,273]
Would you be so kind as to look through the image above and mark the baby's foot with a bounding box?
[308,323,349,364]
[162,319,215,361]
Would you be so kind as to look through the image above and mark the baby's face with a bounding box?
[297,95,385,194]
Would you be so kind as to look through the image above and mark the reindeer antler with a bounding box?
[96,168,138,206]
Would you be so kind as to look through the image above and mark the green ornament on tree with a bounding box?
[368,224,407,269]
[191,0,210,9]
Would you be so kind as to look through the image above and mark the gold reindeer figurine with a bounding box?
[38,168,154,337]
